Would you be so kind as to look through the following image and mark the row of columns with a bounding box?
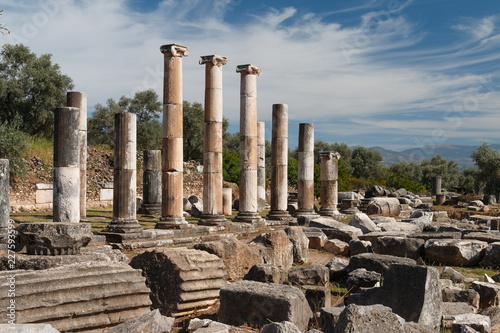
[47,43,341,234]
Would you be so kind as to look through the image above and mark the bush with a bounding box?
[0,122,28,183]
[288,157,298,188]
[223,150,240,184]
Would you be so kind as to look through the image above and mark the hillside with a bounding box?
[372,144,500,170]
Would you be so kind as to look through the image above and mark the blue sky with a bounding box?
[1,0,499,151]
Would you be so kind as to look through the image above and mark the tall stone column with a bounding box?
[233,64,264,224]
[257,121,266,212]
[53,107,80,223]
[267,104,293,222]
[319,152,341,216]
[431,176,442,196]
[67,92,87,218]
[198,55,228,226]
[0,159,9,239]
[138,150,162,215]
[223,187,232,216]
[158,44,189,229]
[296,123,319,219]
[105,113,142,233]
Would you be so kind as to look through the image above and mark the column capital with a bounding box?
[199,55,227,66]
[320,151,341,160]
[160,44,189,57]
[236,64,261,75]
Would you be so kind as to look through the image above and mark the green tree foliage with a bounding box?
[223,150,240,184]
[387,170,426,193]
[338,159,351,192]
[0,44,74,137]
[0,122,28,182]
[472,142,500,199]
[288,157,298,188]
[223,131,239,152]
[351,146,384,180]
[0,10,9,35]
[88,89,162,151]
[420,155,461,190]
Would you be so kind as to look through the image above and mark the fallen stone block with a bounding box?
[302,228,328,250]
[0,324,60,332]
[442,287,480,309]
[346,268,380,293]
[441,266,467,283]
[409,231,462,242]
[323,239,349,255]
[194,237,260,281]
[346,253,417,275]
[0,263,152,332]
[309,217,362,242]
[130,248,227,317]
[249,230,294,271]
[451,313,491,333]
[288,264,329,287]
[464,232,500,244]
[471,281,500,309]
[320,307,344,333]
[284,227,309,264]
[303,286,331,313]
[218,281,312,331]
[348,240,371,256]
[188,318,230,333]
[365,198,401,216]
[107,309,174,333]
[326,257,349,281]
[481,242,500,267]
[244,264,286,284]
[479,306,500,327]
[374,236,424,260]
[425,239,488,266]
[260,321,301,333]
[377,222,421,233]
[348,213,377,234]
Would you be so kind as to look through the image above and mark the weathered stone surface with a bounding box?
[218,280,313,331]
[442,302,476,316]
[348,213,377,234]
[303,228,327,249]
[303,286,331,313]
[326,257,349,281]
[482,242,500,266]
[471,281,500,309]
[130,248,227,317]
[320,307,344,333]
[244,264,286,284]
[288,264,329,287]
[358,231,408,245]
[442,287,480,309]
[194,238,260,281]
[188,318,230,333]
[284,227,309,264]
[346,268,381,293]
[441,266,467,283]
[374,236,424,260]
[249,231,293,271]
[333,304,408,333]
[365,197,401,216]
[464,232,500,244]
[0,263,151,332]
[346,253,417,275]
[323,239,349,255]
[260,321,301,333]
[309,217,362,242]
[107,309,174,333]
[425,239,488,266]
[16,222,92,255]
[378,222,421,233]
[348,239,371,256]
[346,264,442,329]
[0,324,61,332]
[451,313,490,333]
[480,307,500,327]
[409,231,462,242]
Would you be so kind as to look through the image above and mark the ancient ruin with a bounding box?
[138,150,162,215]
[319,151,341,217]
[296,123,319,221]
[257,121,266,212]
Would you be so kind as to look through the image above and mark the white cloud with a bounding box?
[453,16,496,40]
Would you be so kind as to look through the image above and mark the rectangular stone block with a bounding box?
[100,188,113,201]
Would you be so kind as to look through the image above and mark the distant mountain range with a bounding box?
[371,144,500,170]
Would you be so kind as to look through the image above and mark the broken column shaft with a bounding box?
[198,55,228,226]
[257,121,266,212]
[67,92,87,218]
[267,104,293,222]
[0,159,9,239]
[319,151,341,216]
[106,112,142,233]
[296,123,318,219]
[233,64,264,224]
[53,107,80,223]
[139,150,162,215]
[158,44,189,229]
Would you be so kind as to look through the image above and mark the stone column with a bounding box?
[223,188,232,216]
[67,92,87,218]
[53,107,80,222]
[0,159,9,239]
[138,150,162,215]
[198,55,228,226]
[233,64,264,224]
[105,113,142,233]
[267,104,293,222]
[296,123,319,219]
[431,176,442,196]
[319,151,341,216]
[158,44,189,229]
[257,121,266,212]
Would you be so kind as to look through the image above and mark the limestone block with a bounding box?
[374,236,424,260]
[106,309,174,333]
[130,248,227,317]
[346,268,381,293]
[244,264,286,284]
[425,239,488,266]
[16,222,92,255]
[451,313,490,333]
[320,306,344,333]
[348,239,372,256]
[480,307,500,327]
[35,183,53,204]
[303,286,331,313]
[100,188,113,201]
[302,228,327,250]
[309,217,362,242]
[218,281,313,331]
[442,287,480,309]
[365,198,401,216]
[346,253,417,275]
[348,213,377,234]
[0,324,60,332]
[326,257,349,281]
[288,264,329,287]
[441,267,467,283]
[249,230,293,271]
[324,239,349,255]
[471,281,500,309]
[284,227,309,264]
[261,321,301,333]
